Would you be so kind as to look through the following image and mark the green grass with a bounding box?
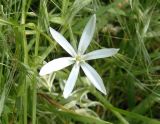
[0,0,160,123]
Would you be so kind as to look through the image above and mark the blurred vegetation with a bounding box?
[0,0,160,124]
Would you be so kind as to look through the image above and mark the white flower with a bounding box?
[39,15,119,98]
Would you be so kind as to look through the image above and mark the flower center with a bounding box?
[75,55,82,62]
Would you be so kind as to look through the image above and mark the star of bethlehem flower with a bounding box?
[39,14,119,98]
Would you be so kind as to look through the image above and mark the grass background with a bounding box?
[0,0,160,124]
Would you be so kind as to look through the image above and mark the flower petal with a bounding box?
[63,63,80,98]
[39,57,74,76]
[49,27,76,56]
[83,48,119,60]
[80,62,106,95]
[78,15,96,54]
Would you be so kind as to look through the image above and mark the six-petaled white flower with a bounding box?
[39,14,119,98]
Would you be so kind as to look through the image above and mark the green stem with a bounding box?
[68,24,77,50]
[32,76,37,124]
[21,0,28,124]
[21,0,26,25]
[32,31,40,124]
[35,31,40,56]
[23,80,28,124]
[21,0,28,64]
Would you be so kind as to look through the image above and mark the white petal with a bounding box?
[39,57,74,76]
[80,62,106,95]
[78,15,96,54]
[63,63,80,98]
[49,27,76,56]
[83,48,119,60]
